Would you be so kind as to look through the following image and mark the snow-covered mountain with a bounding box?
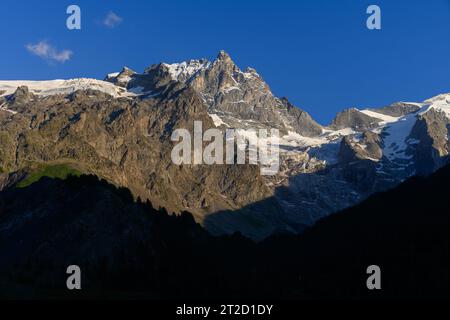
[0,78,141,98]
[108,51,450,227]
[1,51,449,239]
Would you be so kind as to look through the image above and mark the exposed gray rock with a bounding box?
[330,108,381,131]
[408,108,450,175]
[105,67,137,88]
[152,51,324,137]
[280,98,323,137]
[371,102,421,117]
[10,86,34,105]
[339,131,382,163]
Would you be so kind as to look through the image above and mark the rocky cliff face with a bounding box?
[0,77,287,240]
[370,102,421,117]
[155,51,323,137]
[330,108,382,131]
[408,108,450,175]
[1,51,450,240]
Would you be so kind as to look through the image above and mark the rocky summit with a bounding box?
[1,51,449,240]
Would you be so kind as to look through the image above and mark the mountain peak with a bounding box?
[120,66,136,75]
[217,50,232,61]
[214,50,236,69]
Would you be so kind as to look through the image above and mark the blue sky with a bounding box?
[1,0,450,124]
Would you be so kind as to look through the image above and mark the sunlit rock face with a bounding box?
[1,51,450,240]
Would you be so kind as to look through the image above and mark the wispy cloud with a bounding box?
[26,41,73,63]
[103,11,123,28]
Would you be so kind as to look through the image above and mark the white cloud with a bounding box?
[103,11,123,28]
[26,41,73,63]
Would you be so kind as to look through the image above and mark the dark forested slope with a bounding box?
[1,165,450,299]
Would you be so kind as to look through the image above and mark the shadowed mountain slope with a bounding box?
[1,164,450,299]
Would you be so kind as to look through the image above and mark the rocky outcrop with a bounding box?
[281,98,323,137]
[105,67,137,88]
[337,133,380,192]
[0,171,26,191]
[339,131,382,163]
[409,108,450,175]
[330,108,381,131]
[9,86,34,105]
[371,102,421,117]
[160,51,324,136]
